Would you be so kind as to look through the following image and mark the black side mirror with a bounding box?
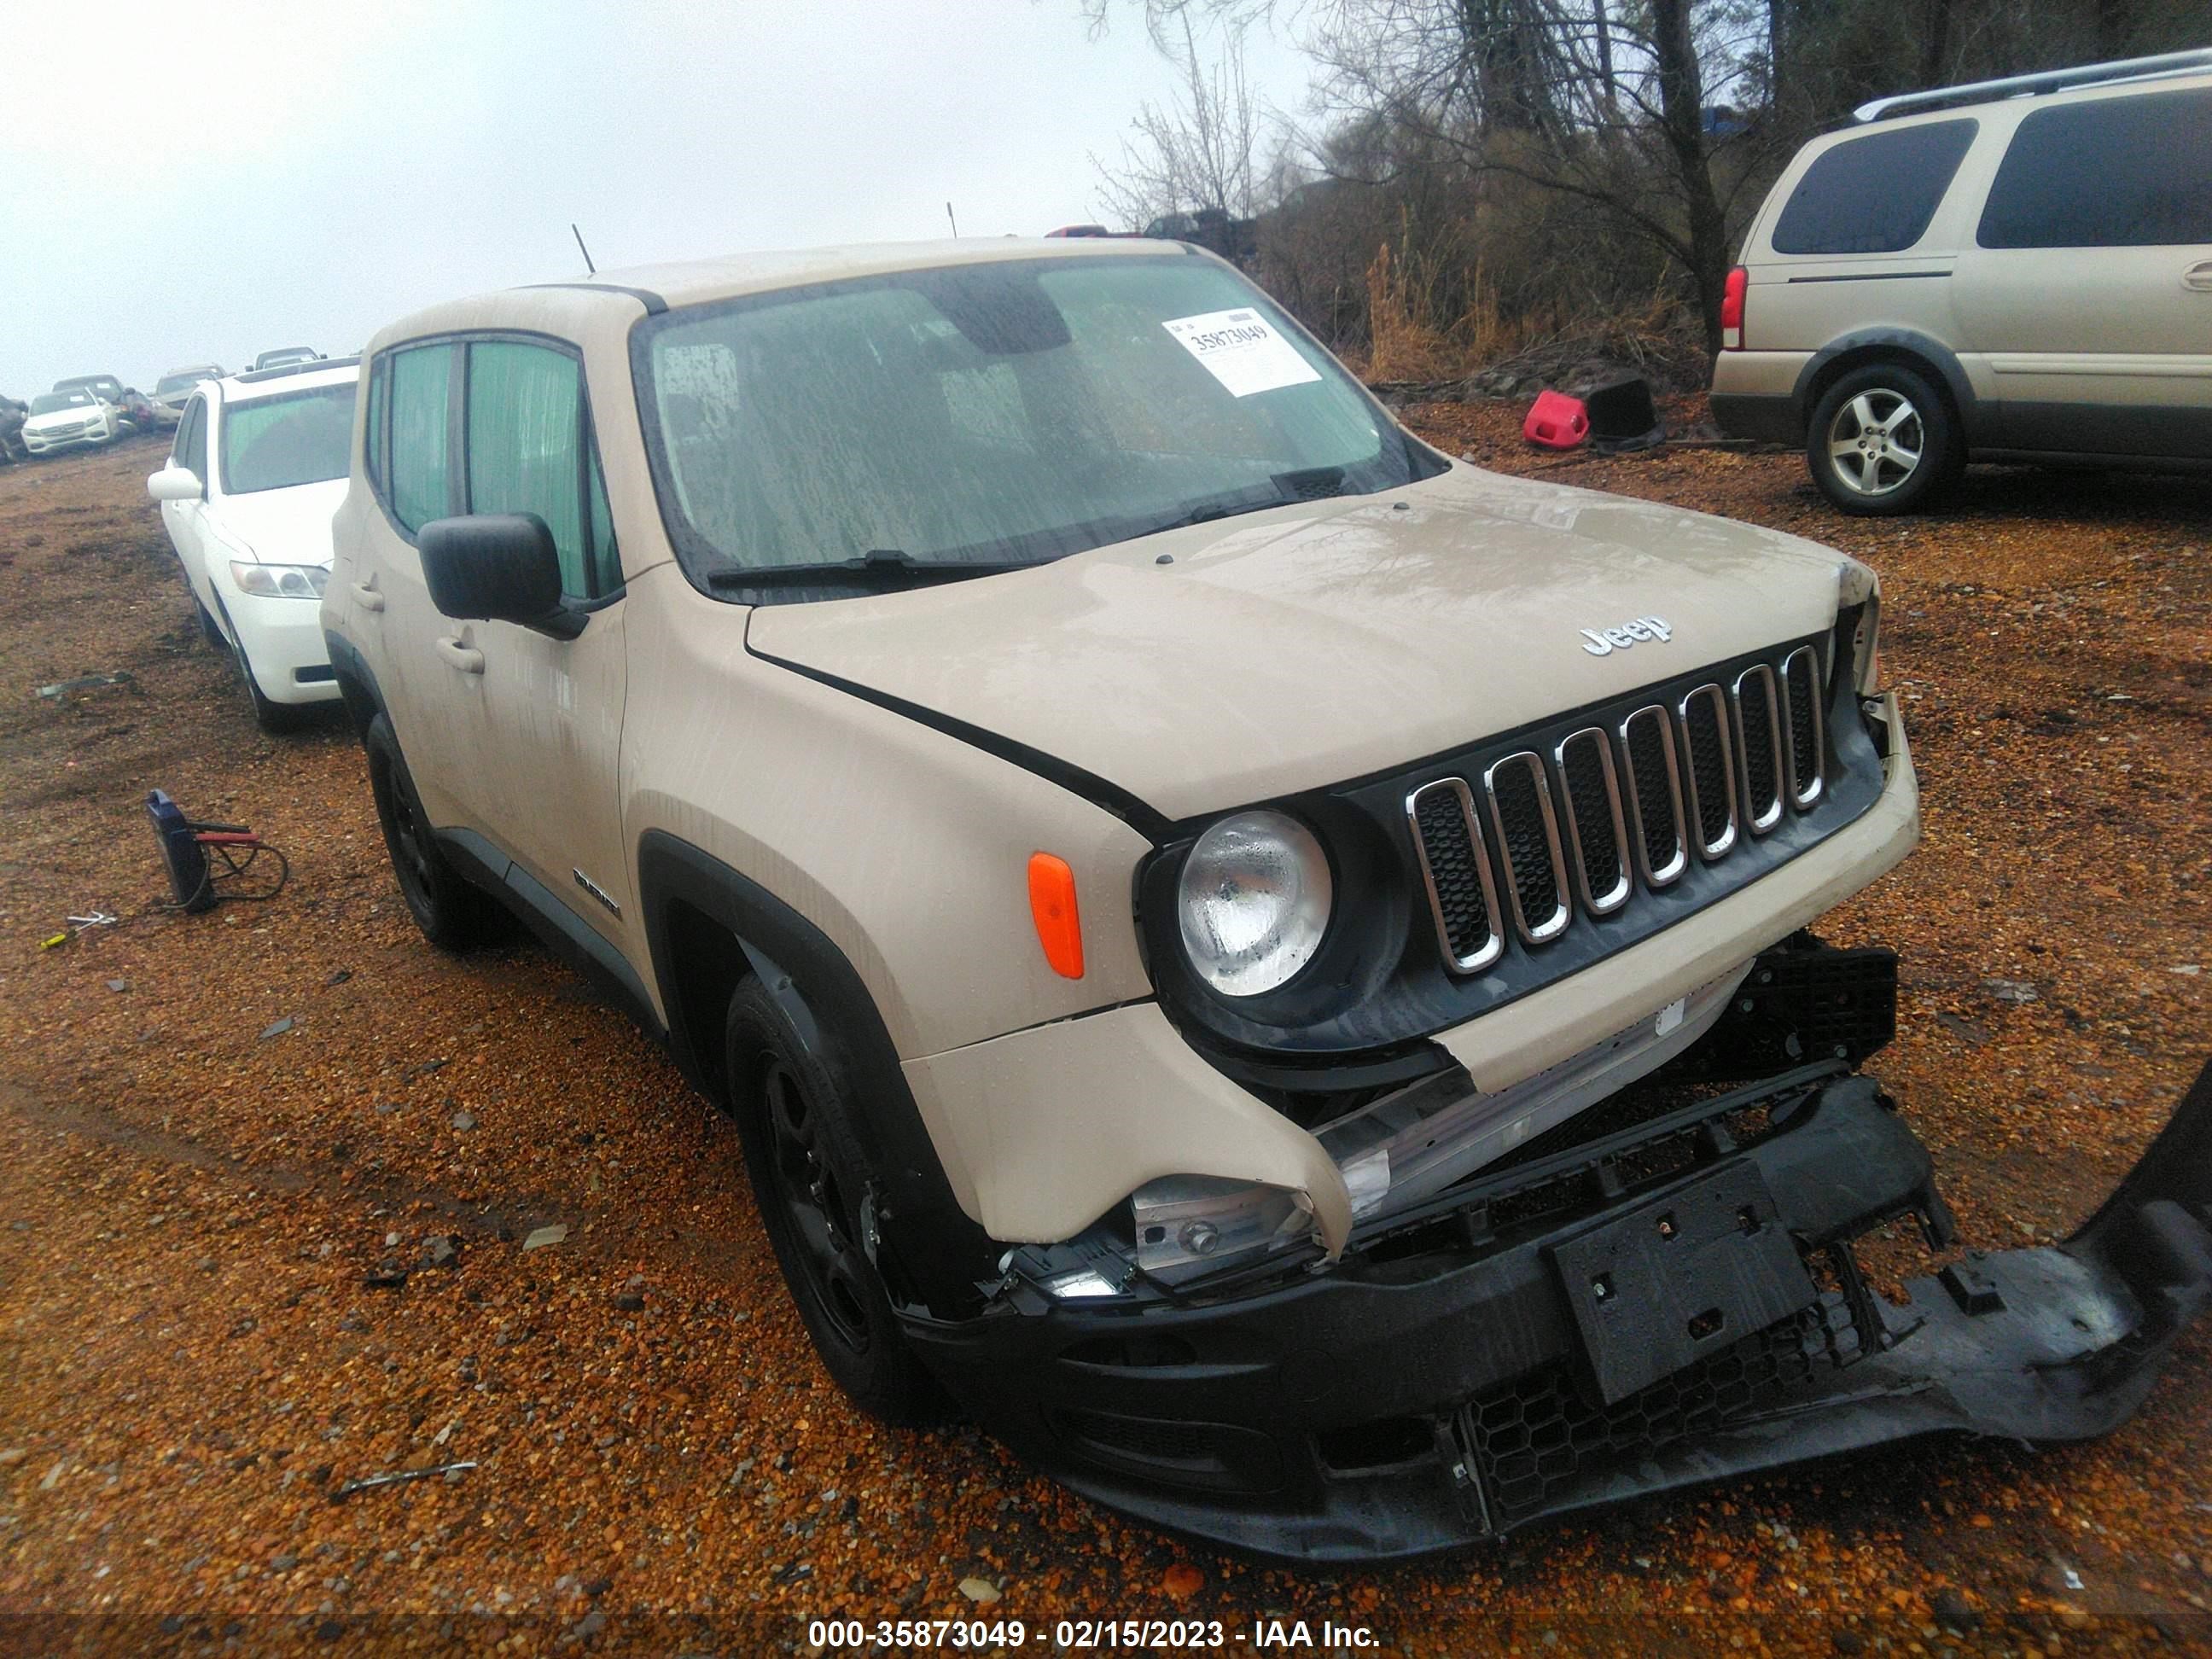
[419,514,566,628]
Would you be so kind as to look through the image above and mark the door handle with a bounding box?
[349,579,385,612]
[434,636,484,674]
[2186,259,2212,292]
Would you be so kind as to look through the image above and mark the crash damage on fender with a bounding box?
[910,1019,2212,1562]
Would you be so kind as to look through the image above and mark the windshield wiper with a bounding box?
[1131,494,1294,540]
[705,548,1042,589]
[1130,470,1348,542]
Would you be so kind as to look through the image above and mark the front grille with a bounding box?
[1483,753,1569,944]
[1732,665,1785,834]
[1553,729,1630,914]
[1678,684,1738,858]
[1407,778,1504,972]
[1408,642,1840,979]
[1781,645,1825,807]
[1618,707,1687,887]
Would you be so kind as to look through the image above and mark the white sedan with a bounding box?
[148,359,359,731]
[22,389,121,455]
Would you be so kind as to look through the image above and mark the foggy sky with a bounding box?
[2,0,1313,394]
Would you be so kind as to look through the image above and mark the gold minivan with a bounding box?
[1712,51,2212,513]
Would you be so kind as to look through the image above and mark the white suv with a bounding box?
[322,238,2212,1557]
[148,360,359,729]
[1712,51,2212,513]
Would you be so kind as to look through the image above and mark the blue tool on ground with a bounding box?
[146,789,288,913]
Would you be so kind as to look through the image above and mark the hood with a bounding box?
[206,478,346,567]
[745,463,1869,823]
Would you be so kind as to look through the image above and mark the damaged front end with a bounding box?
[908,985,2212,1559]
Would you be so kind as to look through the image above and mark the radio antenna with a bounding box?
[946,201,958,238]
[572,223,597,275]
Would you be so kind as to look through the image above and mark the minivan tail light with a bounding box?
[1720,267,1748,351]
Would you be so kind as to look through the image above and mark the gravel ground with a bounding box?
[0,417,2208,1656]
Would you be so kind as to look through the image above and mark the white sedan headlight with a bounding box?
[1176,809,1332,996]
[229,560,328,600]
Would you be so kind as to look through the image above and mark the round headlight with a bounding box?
[1177,810,1332,997]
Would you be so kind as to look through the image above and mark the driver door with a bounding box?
[442,335,637,969]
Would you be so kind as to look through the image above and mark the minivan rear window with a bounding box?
[1978,88,2212,249]
[1771,119,1977,256]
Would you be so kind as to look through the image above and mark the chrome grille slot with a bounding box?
[1617,707,1688,888]
[1676,684,1738,860]
[1483,752,1571,945]
[1731,665,1785,835]
[1780,645,1825,808]
[1552,728,1631,916]
[1406,777,1505,973]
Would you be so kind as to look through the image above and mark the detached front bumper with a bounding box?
[907,1060,2212,1562]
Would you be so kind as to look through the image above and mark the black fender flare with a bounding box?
[323,628,387,739]
[1792,329,1987,447]
[635,829,995,1315]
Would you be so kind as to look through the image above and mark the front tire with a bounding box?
[364,713,501,950]
[724,979,940,1426]
[1807,363,1959,516]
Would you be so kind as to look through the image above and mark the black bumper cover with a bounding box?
[906,1060,2212,1562]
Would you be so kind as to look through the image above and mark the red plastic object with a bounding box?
[1523,389,1589,450]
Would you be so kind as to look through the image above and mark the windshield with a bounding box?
[31,392,94,415]
[156,371,213,395]
[218,382,358,494]
[634,255,1435,596]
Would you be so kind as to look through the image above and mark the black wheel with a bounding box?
[195,598,225,649]
[724,979,940,1425]
[364,712,501,950]
[1807,363,1959,516]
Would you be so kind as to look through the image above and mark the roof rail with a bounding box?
[1853,47,2212,123]
[230,357,360,387]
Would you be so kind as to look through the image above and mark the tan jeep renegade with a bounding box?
[1712,50,2212,514]
[323,237,2212,1559]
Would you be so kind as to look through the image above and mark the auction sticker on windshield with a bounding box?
[1162,309,1322,399]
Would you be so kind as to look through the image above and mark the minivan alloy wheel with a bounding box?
[1825,390,1924,498]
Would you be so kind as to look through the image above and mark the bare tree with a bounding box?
[1092,12,1267,230]
[1084,0,2212,366]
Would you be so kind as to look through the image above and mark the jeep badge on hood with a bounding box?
[1580,615,1673,655]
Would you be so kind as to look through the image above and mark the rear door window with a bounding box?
[1977,88,2212,248]
[388,344,456,533]
[1771,119,1977,255]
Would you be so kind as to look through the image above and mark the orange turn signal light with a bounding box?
[1027,853,1085,980]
